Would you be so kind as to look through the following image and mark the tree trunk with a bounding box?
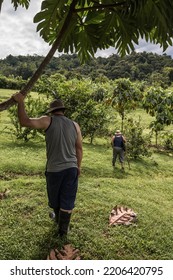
[155,130,158,147]
[0,0,78,112]
[121,113,124,132]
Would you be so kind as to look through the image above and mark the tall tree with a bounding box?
[1,0,173,111]
[143,87,173,146]
[111,78,142,131]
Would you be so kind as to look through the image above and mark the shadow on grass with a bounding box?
[0,171,44,181]
[31,224,70,260]
[125,156,163,177]
[83,143,162,178]
[1,138,45,150]
[107,157,162,179]
[82,165,131,179]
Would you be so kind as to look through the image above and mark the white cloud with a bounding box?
[0,1,173,59]
[0,0,51,58]
[134,39,173,57]
[96,41,173,58]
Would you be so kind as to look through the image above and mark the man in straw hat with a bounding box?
[13,93,83,237]
[111,129,126,170]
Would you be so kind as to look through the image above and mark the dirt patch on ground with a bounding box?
[0,171,43,181]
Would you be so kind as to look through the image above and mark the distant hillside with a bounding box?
[0,51,173,82]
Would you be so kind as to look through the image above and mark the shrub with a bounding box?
[0,74,26,89]
[161,131,173,150]
[124,117,152,159]
[8,94,49,141]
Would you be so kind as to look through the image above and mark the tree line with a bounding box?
[1,52,173,87]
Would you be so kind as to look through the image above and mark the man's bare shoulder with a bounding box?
[30,115,51,130]
[73,121,80,131]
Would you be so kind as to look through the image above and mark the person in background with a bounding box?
[111,130,126,170]
[13,93,83,237]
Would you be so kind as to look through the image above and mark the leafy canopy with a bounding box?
[1,0,173,62]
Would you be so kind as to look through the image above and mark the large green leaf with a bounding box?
[2,0,173,61]
[33,0,173,61]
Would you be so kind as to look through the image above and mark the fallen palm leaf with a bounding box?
[47,244,80,260]
[0,189,10,200]
[109,205,137,226]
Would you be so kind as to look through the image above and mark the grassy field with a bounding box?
[0,89,173,260]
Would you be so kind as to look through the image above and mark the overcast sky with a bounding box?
[0,0,173,59]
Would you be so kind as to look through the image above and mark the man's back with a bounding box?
[113,135,123,148]
[45,115,78,172]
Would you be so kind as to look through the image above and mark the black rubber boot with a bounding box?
[58,210,71,237]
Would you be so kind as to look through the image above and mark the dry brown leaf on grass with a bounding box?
[47,244,81,260]
[0,189,10,200]
[109,205,137,226]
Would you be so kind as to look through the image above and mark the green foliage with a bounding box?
[8,94,49,141]
[0,75,26,90]
[1,53,173,85]
[153,67,173,88]
[34,73,67,97]
[111,78,143,130]
[73,99,109,144]
[1,1,173,61]
[149,120,164,147]
[124,118,151,159]
[144,87,166,118]
[143,87,173,145]
[52,78,110,143]
[149,71,170,89]
[7,78,111,143]
[32,0,173,61]
[160,131,173,150]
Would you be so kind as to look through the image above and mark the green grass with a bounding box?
[0,89,173,260]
